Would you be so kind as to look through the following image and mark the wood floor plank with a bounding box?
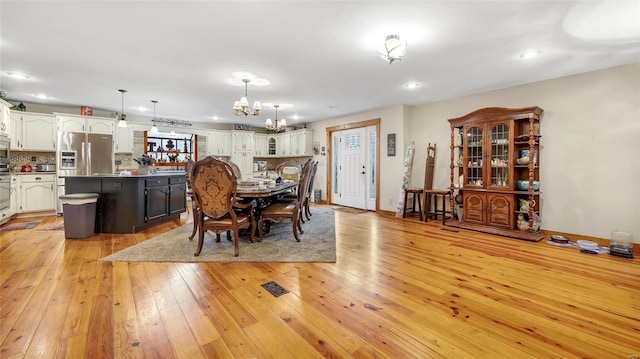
[0,207,638,358]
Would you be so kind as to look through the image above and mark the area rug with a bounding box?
[39,223,65,231]
[100,207,336,263]
[0,221,42,232]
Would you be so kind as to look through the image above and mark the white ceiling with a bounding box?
[1,1,639,128]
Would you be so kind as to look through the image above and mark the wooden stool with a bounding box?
[403,189,423,220]
[423,189,451,225]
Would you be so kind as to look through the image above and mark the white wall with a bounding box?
[408,63,640,241]
[310,63,639,241]
[309,105,406,212]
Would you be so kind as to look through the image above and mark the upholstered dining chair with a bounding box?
[191,157,256,256]
[258,161,313,242]
[184,158,198,240]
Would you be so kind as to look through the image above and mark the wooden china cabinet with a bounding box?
[447,107,544,241]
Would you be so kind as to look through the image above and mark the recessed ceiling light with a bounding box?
[520,50,542,59]
[7,72,30,79]
[291,114,299,120]
[405,82,421,89]
[137,106,148,112]
[34,94,48,99]
[212,116,219,120]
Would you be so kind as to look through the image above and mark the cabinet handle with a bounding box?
[36,177,42,180]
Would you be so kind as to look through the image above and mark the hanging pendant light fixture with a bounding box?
[117,89,128,128]
[265,104,287,133]
[233,78,261,116]
[378,34,407,64]
[149,100,159,133]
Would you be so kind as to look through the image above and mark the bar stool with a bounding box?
[423,189,451,225]
[403,188,423,220]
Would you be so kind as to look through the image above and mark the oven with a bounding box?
[0,136,9,211]
[0,136,9,174]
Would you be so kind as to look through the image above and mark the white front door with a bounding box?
[332,127,367,209]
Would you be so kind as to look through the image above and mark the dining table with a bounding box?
[236,180,299,235]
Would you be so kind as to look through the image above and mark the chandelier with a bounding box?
[265,104,286,133]
[378,34,407,64]
[117,89,128,128]
[233,78,261,116]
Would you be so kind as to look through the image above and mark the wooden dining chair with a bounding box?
[185,158,198,240]
[191,157,256,256]
[302,161,319,221]
[258,160,313,242]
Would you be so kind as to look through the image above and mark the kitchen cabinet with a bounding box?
[10,175,20,214]
[168,176,187,215]
[207,130,231,156]
[10,111,57,151]
[64,174,186,233]
[254,134,267,157]
[0,174,12,222]
[292,129,313,156]
[20,173,56,212]
[145,177,169,221]
[267,135,278,156]
[231,150,253,178]
[447,106,544,241]
[56,113,115,135]
[232,131,254,151]
[279,132,292,156]
[0,99,10,137]
[115,125,134,153]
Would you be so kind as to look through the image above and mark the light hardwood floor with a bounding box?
[1,206,638,358]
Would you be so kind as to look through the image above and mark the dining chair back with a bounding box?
[184,158,199,240]
[191,157,256,256]
[258,160,313,242]
[302,161,319,221]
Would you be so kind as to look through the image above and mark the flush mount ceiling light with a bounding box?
[7,72,30,79]
[405,82,421,89]
[520,50,542,59]
[117,89,128,128]
[233,78,262,116]
[149,100,159,134]
[265,104,287,133]
[378,35,408,64]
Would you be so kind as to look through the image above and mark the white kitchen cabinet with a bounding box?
[293,129,313,156]
[0,99,10,137]
[231,150,253,178]
[207,130,231,156]
[279,132,292,156]
[10,111,57,151]
[253,134,267,157]
[115,125,134,153]
[10,175,20,214]
[232,131,254,151]
[267,135,278,157]
[57,113,115,135]
[20,174,56,212]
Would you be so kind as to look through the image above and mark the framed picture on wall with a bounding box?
[387,133,396,156]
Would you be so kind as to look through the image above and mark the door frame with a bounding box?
[325,118,381,212]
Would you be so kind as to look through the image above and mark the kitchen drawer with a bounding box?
[169,176,186,185]
[145,178,169,187]
[20,174,55,183]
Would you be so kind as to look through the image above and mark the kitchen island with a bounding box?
[62,173,187,233]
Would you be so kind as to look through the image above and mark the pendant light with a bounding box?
[149,100,159,133]
[265,104,287,133]
[117,89,128,128]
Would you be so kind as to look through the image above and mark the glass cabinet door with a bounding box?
[465,126,483,186]
[489,122,510,188]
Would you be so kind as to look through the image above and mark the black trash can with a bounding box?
[59,193,99,239]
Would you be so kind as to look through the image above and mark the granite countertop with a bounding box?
[60,172,186,178]
[12,171,57,175]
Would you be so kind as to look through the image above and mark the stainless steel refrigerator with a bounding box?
[56,131,114,213]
